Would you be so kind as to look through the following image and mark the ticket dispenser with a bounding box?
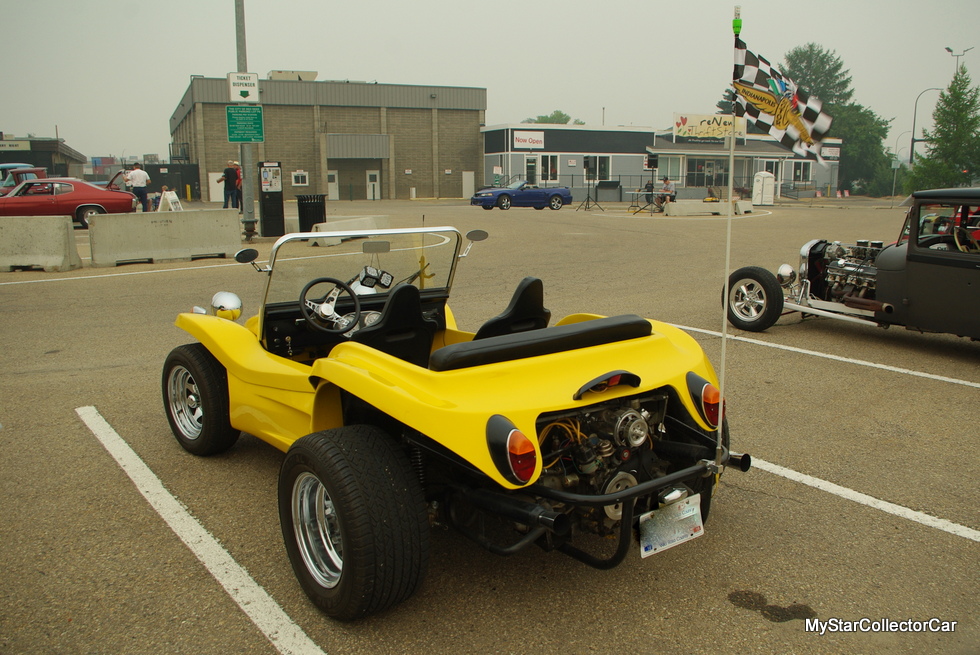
[258,161,284,236]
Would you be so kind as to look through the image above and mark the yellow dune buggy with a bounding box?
[162,225,750,620]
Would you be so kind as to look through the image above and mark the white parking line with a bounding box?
[75,406,327,655]
[752,457,980,542]
[675,324,980,389]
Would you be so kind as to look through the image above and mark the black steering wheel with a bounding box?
[299,277,361,334]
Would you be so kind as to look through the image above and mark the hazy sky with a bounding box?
[3,0,977,161]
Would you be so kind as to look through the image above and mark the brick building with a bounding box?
[169,74,486,202]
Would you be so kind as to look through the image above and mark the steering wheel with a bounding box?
[299,277,361,334]
[954,227,980,253]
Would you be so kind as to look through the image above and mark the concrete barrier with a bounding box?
[309,216,390,247]
[0,215,82,272]
[665,200,754,217]
[88,209,243,267]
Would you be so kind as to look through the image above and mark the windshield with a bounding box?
[507,180,527,190]
[264,227,463,307]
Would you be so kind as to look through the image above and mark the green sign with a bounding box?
[226,105,264,143]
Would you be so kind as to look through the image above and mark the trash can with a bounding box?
[296,194,326,232]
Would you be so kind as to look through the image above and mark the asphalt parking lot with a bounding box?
[1,198,977,655]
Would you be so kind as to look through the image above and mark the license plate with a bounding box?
[638,493,703,558]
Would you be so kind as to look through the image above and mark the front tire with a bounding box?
[549,195,564,210]
[497,195,512,210]
[725,266,784,332]
[162,344,239,455]
[279,425,430,621]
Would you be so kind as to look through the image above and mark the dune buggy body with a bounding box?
[163,225,748,620]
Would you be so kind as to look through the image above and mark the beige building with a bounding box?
[169,74,486,202]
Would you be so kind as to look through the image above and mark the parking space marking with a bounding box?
[676,324,980,389]
[0,261,242,286]
[75,406,327,655]
[752,457,980,542]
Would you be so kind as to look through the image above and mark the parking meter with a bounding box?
[258,161,284,237]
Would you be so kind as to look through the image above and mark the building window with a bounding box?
[541,155,558,182]
[292,170,309,186]
[686,158,728,188]
[658,156,682,183]
[584,156,609,181]
[792,161,812,186]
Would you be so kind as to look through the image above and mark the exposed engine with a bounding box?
[812,239,884,303]
[531,391,714,536]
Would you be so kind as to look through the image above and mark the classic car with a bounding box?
[0,171,136,227]
[161,225,749,620]
[0,166,47,196]
[470,179,573,210]
[725,186,980,340]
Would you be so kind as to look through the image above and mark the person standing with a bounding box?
[233,161,243,213]
[217,160,238,209]
[124,162,151,212]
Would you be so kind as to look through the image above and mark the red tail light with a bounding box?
[487,415,538,485]
[507,429,536,484]
[686,372,723,429]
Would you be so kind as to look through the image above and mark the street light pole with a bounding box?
[909,88,941,165]
[945,46,974,74]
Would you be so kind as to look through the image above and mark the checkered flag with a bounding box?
[733,37,832,160]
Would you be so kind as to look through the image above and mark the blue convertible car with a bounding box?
[470,180,573,211]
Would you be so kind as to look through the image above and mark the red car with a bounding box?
[0,171,137,228]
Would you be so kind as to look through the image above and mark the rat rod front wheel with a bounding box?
[725,266,784,332]
[279,425,430,621]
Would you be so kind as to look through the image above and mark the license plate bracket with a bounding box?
[638,493,703,558]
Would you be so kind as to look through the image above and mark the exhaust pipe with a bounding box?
[726,451,751,472]
[842,295,894,314]
[462,487,571,536]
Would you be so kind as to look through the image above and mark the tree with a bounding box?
[906,65,980,191]
[522,110,584,125]
[782,44,853,105]
[829,103,892,195]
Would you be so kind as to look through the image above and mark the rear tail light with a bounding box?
[506,429,536,484]
[487,415,538,485]
[686,372,723,429]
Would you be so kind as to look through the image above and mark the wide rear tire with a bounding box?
[725,266,784,332]
[279,425,429,620]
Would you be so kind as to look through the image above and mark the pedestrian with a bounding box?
[233,161,243,213]
[217,160,239,209]
[124,162,151,212]
[654,175,676,212]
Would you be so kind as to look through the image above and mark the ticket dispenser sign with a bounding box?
[258,161,284,237]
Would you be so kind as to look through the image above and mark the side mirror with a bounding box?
[235,248,268,272]
[235,248,258,263]
[460,229,488,258]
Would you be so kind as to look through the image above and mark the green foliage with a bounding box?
[522,110,584,125]
[827,103,893,195]
[783,44,853,105]
[905,66,980,191]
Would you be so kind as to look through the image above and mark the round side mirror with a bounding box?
[235,248,259,264]
[465,229,489,242]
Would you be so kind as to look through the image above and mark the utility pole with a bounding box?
[235,0,256,232]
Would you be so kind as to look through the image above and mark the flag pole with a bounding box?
[716,6,741,469]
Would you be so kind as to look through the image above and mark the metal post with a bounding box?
[235,0,256,232]
[909,88,941,165]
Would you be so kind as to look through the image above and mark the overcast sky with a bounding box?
[3,0,977,162]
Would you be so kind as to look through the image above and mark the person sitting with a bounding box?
[643,178,655,205]
[654,176,676,211]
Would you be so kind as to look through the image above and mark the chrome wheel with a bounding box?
[166,365,202,440]
[725,266,783,332]
[292,472,344,589]
[730,278,768,322]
